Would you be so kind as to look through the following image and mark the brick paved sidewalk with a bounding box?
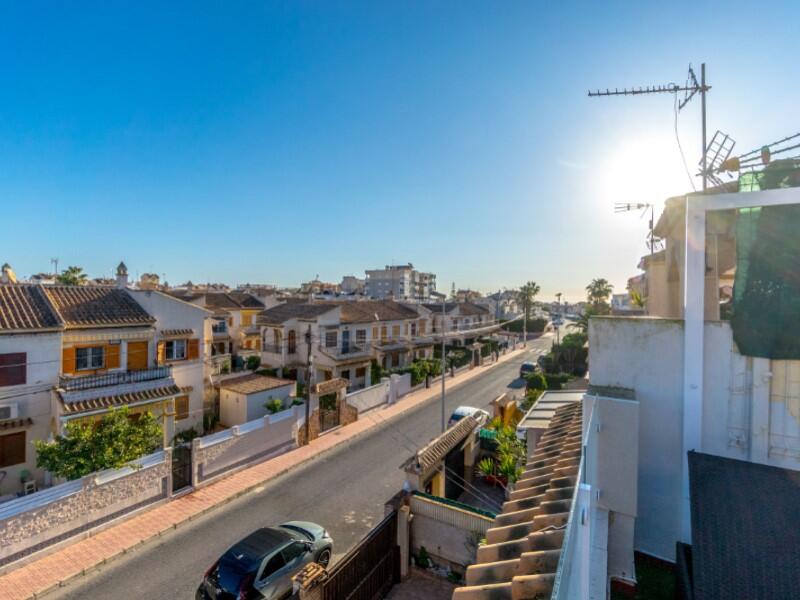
[0,347,526,600]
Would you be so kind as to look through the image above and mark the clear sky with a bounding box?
[2,2,798,301]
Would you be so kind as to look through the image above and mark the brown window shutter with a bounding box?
[62,347,76,375]
[156,341,166,365]
[175,395,189,420]
[0,431,26,468]
[0,353,26,387]
[187,339,199,360]
[106,344,120,369]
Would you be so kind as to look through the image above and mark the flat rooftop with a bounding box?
[517,390,584,431]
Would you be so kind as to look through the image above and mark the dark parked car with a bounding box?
[197,522,333,600]
[519,361,537,379]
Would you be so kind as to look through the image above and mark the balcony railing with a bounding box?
[59,365,172,392]
[318,343,370,358]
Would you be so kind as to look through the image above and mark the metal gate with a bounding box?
[322,510,400,600]
[320,408,340,432]
[171,443,193,493]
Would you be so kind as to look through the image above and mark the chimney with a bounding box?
[115,261,129,288]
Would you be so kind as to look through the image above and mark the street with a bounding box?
[46,335,555,600]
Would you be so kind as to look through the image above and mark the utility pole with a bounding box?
[304,324,313,444]
[588,63,711,191]
[555,292,562,346]
[440,297,446,433]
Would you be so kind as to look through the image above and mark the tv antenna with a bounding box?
[589,63,711,191]
[614,202,663,256]
[50,257,59,276]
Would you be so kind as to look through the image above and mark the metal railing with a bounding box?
[59,365,172,391]
[318,343,370,357]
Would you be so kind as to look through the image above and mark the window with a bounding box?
[175,395,189,420]
[260,552,286,580]
[411,322,417,336]
[392,325,400,339]
[356,329,366,346]
[287,330,296,354]
[76,346,104,370]
[0,353,26,387]
[325,330,337,348]
[372,326,379,340]
[341,369,350,381]
[380,326,387,341]
[0,431,26,468]
[281,541,307,563]
[212,319,227,334]
[356,367,366,377]
[165,339,187,361]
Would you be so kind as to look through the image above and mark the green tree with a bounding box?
[55,266,88,286]
[586,278,613,314]
[516,281,541,323]
[35,407,162,480]
[629,289,645,309]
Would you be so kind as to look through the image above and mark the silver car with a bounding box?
[197,521,333,600]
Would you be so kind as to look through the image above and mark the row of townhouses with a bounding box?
[0,263,501,498]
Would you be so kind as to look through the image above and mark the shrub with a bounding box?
[521,388,543,411]
[173,427,199,445]
[256,367,278,377]
[320,393,337,411]
[264,398,284,414]
[220,360,231,374]
[525,372,547,391]
[246,355,261,370]
[291,398,304,406]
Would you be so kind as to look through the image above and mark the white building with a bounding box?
[453,181,800,599]
[340,275,366,295]
[364,264,436,301]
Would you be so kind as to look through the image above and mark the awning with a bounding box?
[59,384,182,417]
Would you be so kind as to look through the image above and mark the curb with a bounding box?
[20,346,527,600]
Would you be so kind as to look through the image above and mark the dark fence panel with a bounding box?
[323,510,399,600]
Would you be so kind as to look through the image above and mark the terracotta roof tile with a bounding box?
[0,284,62,332]
[44,286,155,329]
[58,384,181,415]
[452,400,583,600]
[406,415,480,474]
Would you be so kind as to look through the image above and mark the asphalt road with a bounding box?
[46,334,556,600]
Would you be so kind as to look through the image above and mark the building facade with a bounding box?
[364,264,436,301]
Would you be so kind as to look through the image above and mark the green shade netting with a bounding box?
[731,204,800,358]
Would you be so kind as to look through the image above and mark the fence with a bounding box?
[0,450,170,568]
[347,380,390,413]
[192,405,303,485]
[321,510,399,600]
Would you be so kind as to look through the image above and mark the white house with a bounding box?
[217,373,296,427]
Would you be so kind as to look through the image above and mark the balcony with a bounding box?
[59,365,172,392]
[317,343,371,359]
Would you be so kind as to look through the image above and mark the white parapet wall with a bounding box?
[0,450,170,568]
[192,405,303,486]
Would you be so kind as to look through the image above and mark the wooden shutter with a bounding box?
[106,344,120,369]
[0,432,26,468]
[175,395,189,420]
[62,347,76,375]
[187,339,199,360]
[156,341,166,365]
[0,353,26,387]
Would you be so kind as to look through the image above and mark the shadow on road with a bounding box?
[507,377,526,390]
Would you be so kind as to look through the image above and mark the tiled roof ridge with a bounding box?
[452,401,583,600]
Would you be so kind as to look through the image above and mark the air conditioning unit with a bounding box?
[0,403,19,421]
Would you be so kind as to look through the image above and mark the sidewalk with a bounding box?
[0,347,525,600]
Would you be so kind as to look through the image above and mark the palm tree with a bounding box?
[586,278,613,313]
[56,266,88,286]
[516,281,541,322]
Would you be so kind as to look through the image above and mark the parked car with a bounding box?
[448,405,490,429]
[197,521,333,600]
[519,361,537,378]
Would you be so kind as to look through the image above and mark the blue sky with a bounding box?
[1,2,798,300]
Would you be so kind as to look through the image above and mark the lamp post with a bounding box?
[440,297,446,433]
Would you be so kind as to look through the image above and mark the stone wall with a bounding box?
[0,451,170,567]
